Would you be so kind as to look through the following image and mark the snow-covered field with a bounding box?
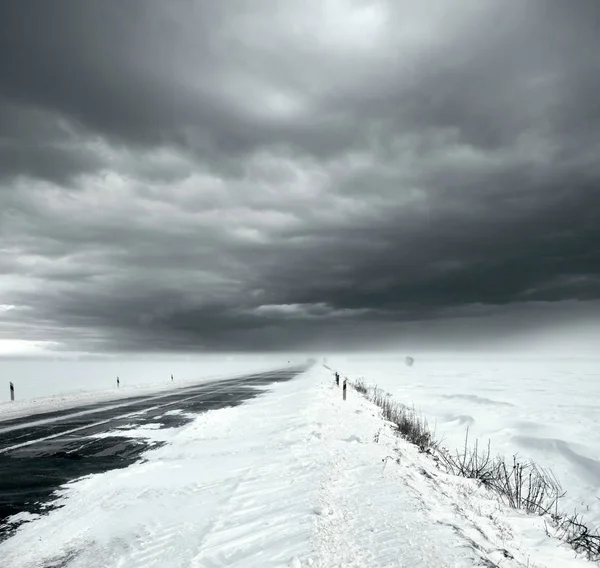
[0,364,590,567]
[331,352,600,529]
[0,354,298,421]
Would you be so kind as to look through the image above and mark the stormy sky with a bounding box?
[1,0,599,354]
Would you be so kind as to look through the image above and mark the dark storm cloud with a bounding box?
[0,0,369,173]
[1,0,600,352]
[0,2,173,145]
[281,175,600,310]
[0,101,103,184]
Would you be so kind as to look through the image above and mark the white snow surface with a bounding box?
[0,355,296,422]
[0,364,591,567]
[330,352,600,529]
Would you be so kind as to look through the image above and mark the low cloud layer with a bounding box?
[1,0,599,352]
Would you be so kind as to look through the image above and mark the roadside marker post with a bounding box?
[343,379,347,401]
[10,382,14,401]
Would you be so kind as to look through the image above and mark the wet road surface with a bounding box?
[0,364,309,540]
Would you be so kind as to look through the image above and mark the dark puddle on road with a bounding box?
[0,365,308,542]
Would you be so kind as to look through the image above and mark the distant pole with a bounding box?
[10,382,14,401]
[171,374,173,382]
[117,376,120,388]
[343,379,347,401]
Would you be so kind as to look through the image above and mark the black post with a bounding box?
[171,374,173,382]
[335,372,340,386]
[10,382,14,401]
[117,377,120,388]
[343,379,347,401]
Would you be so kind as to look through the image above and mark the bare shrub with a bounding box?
[353,378,368,395]
[350,376,600,560]
[552,513,600,562]
[435,430,564,517]
[392,405,433,452]
[491,457,563,515]
[436,429,496,486]
[364,387,434,452]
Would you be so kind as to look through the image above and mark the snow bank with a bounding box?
[330,352,600,529]
[0,365,590,567]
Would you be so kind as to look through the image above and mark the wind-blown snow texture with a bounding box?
[0,364,591,567]
[332,353,600,530]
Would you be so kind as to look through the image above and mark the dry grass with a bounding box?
[361,385,435,452]
[353,378,368,395]
[350,377,600,562]
[551,513,600,562]
[435,430,563,516]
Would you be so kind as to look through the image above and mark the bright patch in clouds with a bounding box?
[0,339,59,355]
[319,0,389,51]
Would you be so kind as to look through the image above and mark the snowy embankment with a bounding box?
[0,355,295,422]
[0,365,590,567]
[330,353,600,530]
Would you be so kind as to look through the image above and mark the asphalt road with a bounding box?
[0,364,309,541]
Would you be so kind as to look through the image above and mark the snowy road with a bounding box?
[0,364,308,540]
[0,365,591,568]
